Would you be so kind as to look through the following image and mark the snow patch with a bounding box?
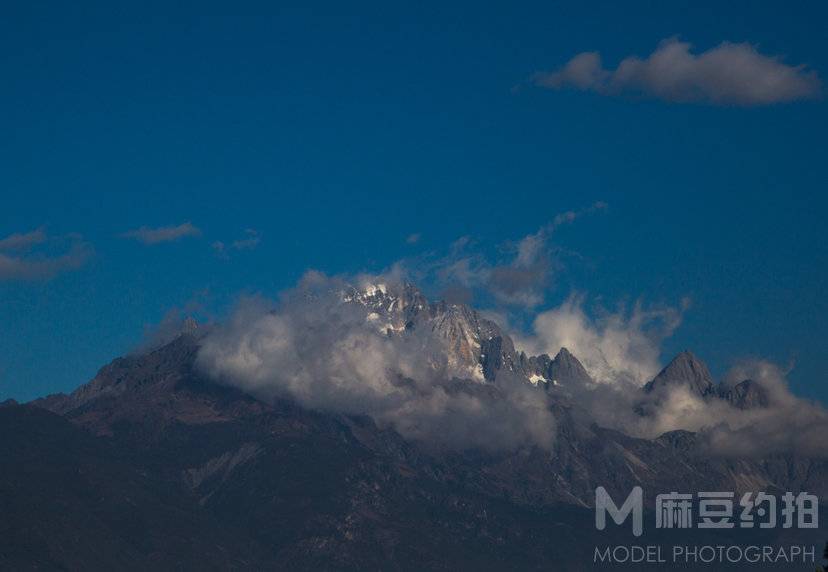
[363,283,387,297]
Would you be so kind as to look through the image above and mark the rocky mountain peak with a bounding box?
[548,347,593,386]
[718,379,770,410]
[556,346,575,360]
[338,280,607,389]
[644,350,714,396]
[344,281,428,326]
[181,316,199,335]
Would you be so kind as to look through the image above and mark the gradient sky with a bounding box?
[2,1,827,403]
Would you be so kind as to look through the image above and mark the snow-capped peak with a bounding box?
[339,280,594,389]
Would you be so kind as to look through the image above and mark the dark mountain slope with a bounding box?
[0,404,274,571]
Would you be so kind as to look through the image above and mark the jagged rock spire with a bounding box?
[548,347,593,385]
[644,350,714,397]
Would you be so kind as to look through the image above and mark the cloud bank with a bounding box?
[192,214,827,458]
[196,272,556,451]
[498,290,828,457]
[517,294,687,385]
[590,359,828,457]
[535,38,821,105]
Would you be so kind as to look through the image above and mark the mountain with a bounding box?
[0,404,273,571]
[643,350,715,397]
[548,347,594,386]
[10,283,828,570]
[718,378,771,409]
[640,350,772,413]
[342,281,589,389]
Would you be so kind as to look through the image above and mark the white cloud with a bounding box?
[535,38,821,105]
[196,272,556,451]
[519,295,686,385]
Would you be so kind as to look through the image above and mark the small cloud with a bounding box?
[213,229,261,259]
[488,201,608,308]
[406,233,421,245]
[429,203,607,309]
[212,241,228,259]
[133,291,211,354]
[440,284,474,305]
[534,38,821,105]
[0,227,47,252]
[122,222,201,245]
[231,229,261,251]
[488,264,548,307]
[0,230,92,281]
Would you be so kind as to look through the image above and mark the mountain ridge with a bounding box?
[16,281,827,570]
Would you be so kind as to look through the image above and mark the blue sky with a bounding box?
[2,1,827,403]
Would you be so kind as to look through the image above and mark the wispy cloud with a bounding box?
[231,229,261,250]
[133,290,211,354]
[121,222,201,245]
[534,38,821,105]
[212,229,261,259]
[0,227,47,251]
[435,202,608,308]
[0,229,92,281]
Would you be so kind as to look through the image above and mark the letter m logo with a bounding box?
[595,486,643,537]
